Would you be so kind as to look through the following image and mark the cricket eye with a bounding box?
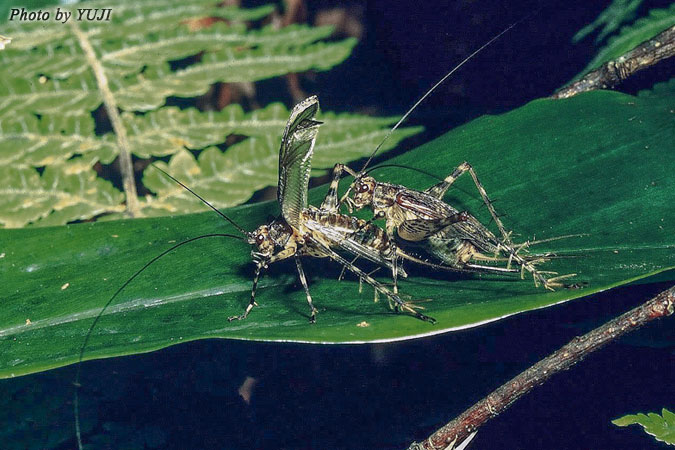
[256,234,265,245]
[357,183,370,193]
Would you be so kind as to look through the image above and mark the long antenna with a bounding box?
[151,164,249,235]
[366,163,444,181]
[359,17,530,174]
[75,232,244,450]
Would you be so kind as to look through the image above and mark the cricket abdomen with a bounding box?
[302,207,394,257]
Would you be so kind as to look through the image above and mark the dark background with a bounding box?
[2,0,673,448]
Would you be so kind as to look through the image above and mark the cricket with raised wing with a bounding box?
[148,96,458,326]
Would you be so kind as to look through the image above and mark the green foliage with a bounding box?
[0,160,124,228]
[0,86,673,378]
[0,0,419,227]
[572,3,675,79]
[572,0,644,43]
[613,408,675,445]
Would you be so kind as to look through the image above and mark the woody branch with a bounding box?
[407,285,675,450]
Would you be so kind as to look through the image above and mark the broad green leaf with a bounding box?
[572,4,675,80]
[1,87,673,378]
[0,161,124,228]
[613,408,675,445]
[572,0,644,43]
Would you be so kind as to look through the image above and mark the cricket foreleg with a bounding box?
[228,264,264,322]
[322,164,359,212]
[295,256,318,323]
[426,162,511,244]
[320,164,347,212]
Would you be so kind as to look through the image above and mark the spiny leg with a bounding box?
[228,263,264,321]
[338,255,359,282]
[307,237,435,323]
[425,161,511,244]
[321,163,353,212]
[295,255,318,323]
[392,255,399,295]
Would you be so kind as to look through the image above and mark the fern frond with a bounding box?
[0,114,116,167]
[142,144,279,212]
[0,0,423,226]
[0,75,101,120]
[0,162,124,228]
[111,39,356,111]
[119,104,415,159]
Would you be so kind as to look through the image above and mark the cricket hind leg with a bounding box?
[425,161,511,245]
[498,235,580,289]
[228,264,264,322]
[470,243,576,290]
[294,255,319,323]
[308,237,435,323]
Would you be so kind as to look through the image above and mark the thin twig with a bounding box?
[407,285,675,450]
[69,21,140,217]
[552,25,675,99]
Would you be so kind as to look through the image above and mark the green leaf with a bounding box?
[0,0,274,51]
[1,87,673,378]
[572,4,675,80]
[0,75,102,120]
[613,408,675,445]
[0,23,335,80]
[0,161,125,228]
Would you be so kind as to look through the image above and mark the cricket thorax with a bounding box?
[371,183,397,211]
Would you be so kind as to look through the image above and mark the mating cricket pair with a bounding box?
[158,96,574,325]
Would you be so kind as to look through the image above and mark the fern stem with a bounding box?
[69,21,140,217]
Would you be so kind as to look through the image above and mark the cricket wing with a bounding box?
[398,216,465,242]
[278,96,322,228]
[395,190,459,221]
[305,220,396,271]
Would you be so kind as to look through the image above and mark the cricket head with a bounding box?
[248,220,294,262]
[348,175,377,211]
[248,224,275,259]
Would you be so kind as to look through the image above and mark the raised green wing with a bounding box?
[277,96,321,227]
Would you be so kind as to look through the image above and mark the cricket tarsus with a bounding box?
[75,233,243,450]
